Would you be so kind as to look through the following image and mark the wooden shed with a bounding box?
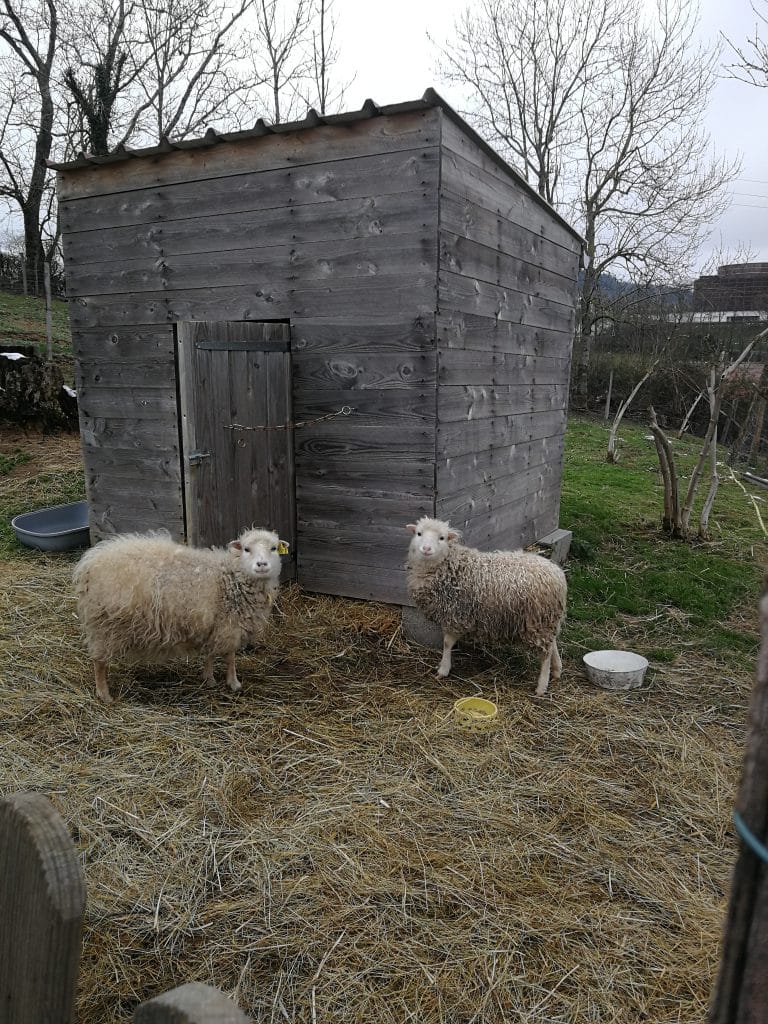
[52,89,582,605]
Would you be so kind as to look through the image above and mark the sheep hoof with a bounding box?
[228,679,242,693]
[534,685,549,697]
[437,665,451,678]
[97,690,114,705]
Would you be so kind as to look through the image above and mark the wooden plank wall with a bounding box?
[436,116,581,552]
[73,325,184,536]
[58,110,441,603]
[291,316,435,600]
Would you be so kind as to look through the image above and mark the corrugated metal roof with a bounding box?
[48,88,582,243]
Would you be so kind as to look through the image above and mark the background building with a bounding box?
[693,263,768,318]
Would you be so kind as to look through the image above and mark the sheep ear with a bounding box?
[447,530,460,542]
[406,523,417,535]
[228,540,243,554]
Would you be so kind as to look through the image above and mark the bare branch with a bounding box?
[436,0,738,405]
[607,357,659,462]
[698,365,720,539]
[678,390,705,437]
[722,1,768,88]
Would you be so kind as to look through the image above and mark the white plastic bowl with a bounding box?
[583,649,649,691]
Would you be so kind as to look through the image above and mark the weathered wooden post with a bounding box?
[0,791,86,1024]
[708,589,768,1023]
[134,982,252,1023]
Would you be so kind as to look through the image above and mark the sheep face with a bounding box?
[228,528,286,580]
[406,517,460,567]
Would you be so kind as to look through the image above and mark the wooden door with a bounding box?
[177,321,296,576]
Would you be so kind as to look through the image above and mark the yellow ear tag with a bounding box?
[277,541,289,555]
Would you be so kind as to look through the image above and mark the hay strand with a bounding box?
[0,429,755,1023]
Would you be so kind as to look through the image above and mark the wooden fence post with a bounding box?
[134,982,252,1023]
[0,791,86,1024]
[708,590,768,1023]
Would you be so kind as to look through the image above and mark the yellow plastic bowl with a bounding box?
[453,696,498,732]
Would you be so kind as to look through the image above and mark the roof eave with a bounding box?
[47,88,583,246]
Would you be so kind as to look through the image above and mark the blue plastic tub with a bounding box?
[11,500,90,551]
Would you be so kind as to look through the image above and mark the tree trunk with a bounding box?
[682,368,721,536]
[573,224,597,407]
[23,72,55,297]
[649,406,683,536]
[22,209,43,297]
[699,421,719,539]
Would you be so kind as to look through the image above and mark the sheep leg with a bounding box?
[93,660,112,704]
[535,643,556,697]
[551,640,563,681]
[203,655,216,688]
[225,652,242,693]
[437,633,459,678]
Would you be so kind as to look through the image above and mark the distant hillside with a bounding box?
[582,271,694,308]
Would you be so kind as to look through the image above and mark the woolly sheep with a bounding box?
[406,517,567,696]
[73,527,287,703]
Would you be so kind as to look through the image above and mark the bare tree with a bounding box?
[248,0,313,123]
[304,0,351,115]
[0,0,57,295]
[723,0,768,88]
[681,340,759,538]
[649,330,766,541]
[60,0,262,151]
[437,0,622,206]
[59,0,348,152]
[60,0,142,155]
[130,0,260,141]
[437,0,738,404]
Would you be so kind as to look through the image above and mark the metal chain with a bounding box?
[224,405,355,433]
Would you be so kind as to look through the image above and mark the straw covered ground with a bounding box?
[0,424,761,1023]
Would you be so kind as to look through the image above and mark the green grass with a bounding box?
[0,290,71,358]
[560,417,766,668]
[0,449,31,476]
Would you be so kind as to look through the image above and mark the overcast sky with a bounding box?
[333,0,768,275]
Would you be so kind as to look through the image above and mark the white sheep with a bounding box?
[73,527,287,703]
[406,517,567,695]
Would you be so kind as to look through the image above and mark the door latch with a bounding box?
[187,450,211,466]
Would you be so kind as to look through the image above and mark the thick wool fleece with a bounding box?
[407,542,566,655]
[74,532,277,664]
